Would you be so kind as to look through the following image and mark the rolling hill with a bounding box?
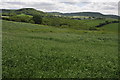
[1,8,119,19]
[2,20,119,78]
[1,8,46,16]
[48,12,119,19]
[1,7,119,78]
[0,8,119,31]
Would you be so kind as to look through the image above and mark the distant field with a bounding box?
[17,14,33,18]
[2,20,118,78]
[79,19,117,27]
[100,23,118,33]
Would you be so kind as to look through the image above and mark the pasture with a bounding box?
[2,20,119,78]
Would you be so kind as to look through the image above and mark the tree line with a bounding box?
[95,21,119,28]
[1,14,42,24]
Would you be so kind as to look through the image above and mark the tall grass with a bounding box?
[2,20,118,78]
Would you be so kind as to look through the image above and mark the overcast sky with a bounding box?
[0,0,120,15]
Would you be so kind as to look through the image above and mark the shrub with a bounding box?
[89,27,97,30]
[32,14,42,24]
[8,14,34,23]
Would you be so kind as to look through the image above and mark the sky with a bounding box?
[0,0,120,15]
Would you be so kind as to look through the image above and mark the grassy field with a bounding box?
[2,20,119,78]
[79,19,117,28]
[100,23,118,33]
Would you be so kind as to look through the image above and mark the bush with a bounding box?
[33,14,42,24]
[89,27,97,30]
[8,14,34,23]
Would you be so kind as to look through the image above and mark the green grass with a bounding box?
[2,20,119,78]
[79,18,117,28]
[17,14,33,18]
[100,23,118,33]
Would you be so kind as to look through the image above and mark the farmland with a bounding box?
[2,20,119,78]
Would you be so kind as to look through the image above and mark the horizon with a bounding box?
[1,8,119,16]
[0,0,119,15]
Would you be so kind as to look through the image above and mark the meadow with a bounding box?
[2,20,119,78]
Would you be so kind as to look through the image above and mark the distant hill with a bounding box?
[1,8,119,19]
[47,12,62,15]
[47,12,119,19]
[1,8,119,31]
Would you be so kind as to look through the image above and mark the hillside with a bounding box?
[2,20,118,78]
[100,23,118,33]
[1,8,46,16]
[1,7,119,78]
[1,8,119,19]
[48,12,119,19]
[1,8,119,31]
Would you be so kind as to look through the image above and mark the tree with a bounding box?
[33,14,42,24]
[8,14,34,23]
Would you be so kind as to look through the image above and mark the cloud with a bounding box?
[80,2,118,15]
[4,2,25,5]
[58,0,86,4]
[1,0,119,2]
[0,0,119,15]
